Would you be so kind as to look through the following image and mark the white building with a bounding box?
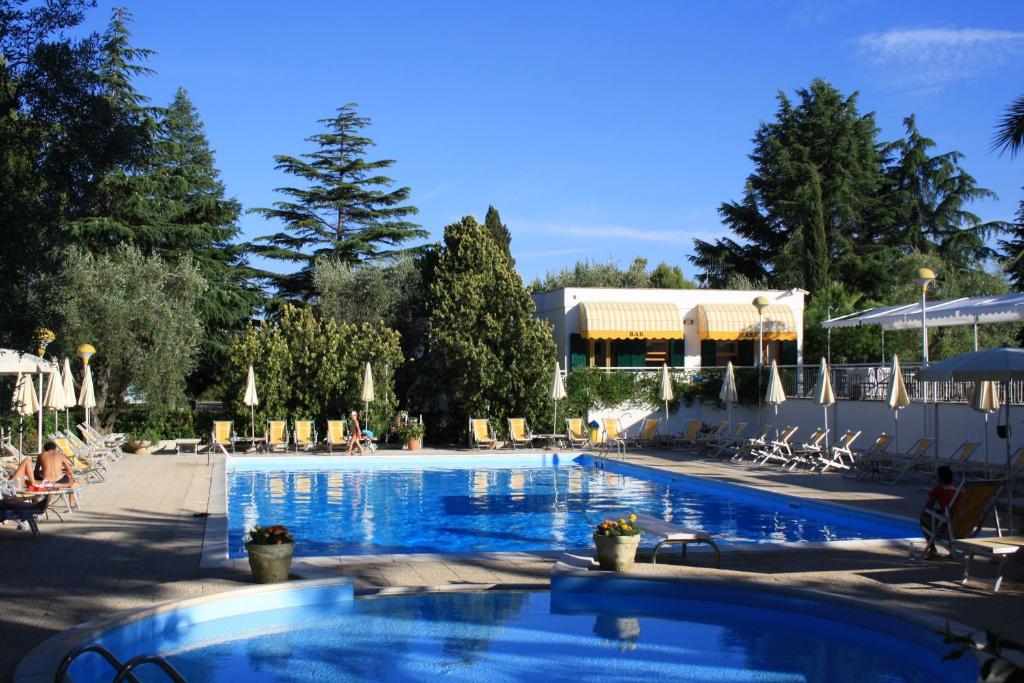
[531,287,806,370]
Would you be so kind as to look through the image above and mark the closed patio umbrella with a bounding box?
[658,364,674,424]
[61,358,75,432]
[812,358,835,451]
[886,355,911,450]
[720,361,738,430]
[12,373,38,456]
[765,360,786,438]
[43,367,67,431]
[361,362,375,431]
[78,364,96,428]
[968,380,1000,472]
[243,365,259,440]
[549,361,566,434]
[918,347,1024,534]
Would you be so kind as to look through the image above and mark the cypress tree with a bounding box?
[484,205,513,261]
[254,103,425,301]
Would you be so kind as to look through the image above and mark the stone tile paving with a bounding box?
[1,446,1021,681]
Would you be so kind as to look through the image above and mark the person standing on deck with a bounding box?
[346,410,365,456]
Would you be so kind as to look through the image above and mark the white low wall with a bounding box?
[590,398,1018,468]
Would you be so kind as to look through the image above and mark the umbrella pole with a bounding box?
[553,400,558,436]
[984,413,990,470]
[823,406,829,452]
[37,368,43,453]
[664,400,669,424]
[250,406,255,441]
[18,417,23,458]
[1005,383,1014,535]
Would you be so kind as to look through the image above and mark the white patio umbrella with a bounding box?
[812,358,835,451]
[886,355,911,450]
[43,366,67,432]
[78,364,96,427]
[968,380,1000,472]
[12,373,38,455]
[61,358,75,432]
[243,365,259,440]
[918,347,1024,534]
[549,361,567,434]
[658,364,674,424]
[360,360,376,430]
[765,360,786,438]
[720,361,738,430]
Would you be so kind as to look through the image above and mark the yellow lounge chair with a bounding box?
[470,418,497,450]
[266,420,289,453]
[507,418,537,450]
[325,420,346,453]
[628,418,661,448]
[668,419,702,451]
[923,479,1005,557]
[293,420,317,453]
[564,418,590,449]
[211,421,235,455]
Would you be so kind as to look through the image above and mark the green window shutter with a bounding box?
[780,340,797,365]
[670,340,685,367]
[570,333,587,369]
[700,340,716,367]
[738,340,755,366]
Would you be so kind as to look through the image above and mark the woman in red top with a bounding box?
[919,465,958,557]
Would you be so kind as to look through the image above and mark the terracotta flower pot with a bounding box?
[245,542,294,583]
[405,438,422,451]
[593,533,641,571]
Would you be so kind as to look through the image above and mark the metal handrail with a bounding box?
[54,644,140,683]
[112,654,188,683]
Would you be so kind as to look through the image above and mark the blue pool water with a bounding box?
[58,581,977,683]
[226,455,918,558]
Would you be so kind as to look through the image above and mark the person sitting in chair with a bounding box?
[8,457,37,489]
[920,465,958,558]
[33,441,79,505]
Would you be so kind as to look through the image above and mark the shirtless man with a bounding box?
[33,441,79,506]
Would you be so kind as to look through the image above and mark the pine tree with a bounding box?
[254,103,425,301]
[999,194,1024,290]
[414,216,555,441]
[484,205,513,261]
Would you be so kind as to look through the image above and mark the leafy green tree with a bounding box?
[999,193,1024,290]
[314,254,421,329]
[993,94,1024,158]
[649,262,696,289]
[58,245,206,429]
[415,216,555,442]
[228,305,403,432]
[254,103,426,301]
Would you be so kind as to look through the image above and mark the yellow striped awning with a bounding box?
[578,301,684,340]
[696,304,797,341]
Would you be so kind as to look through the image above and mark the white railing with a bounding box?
[570,363,1024,405]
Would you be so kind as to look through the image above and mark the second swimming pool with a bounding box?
[226,454,919,558]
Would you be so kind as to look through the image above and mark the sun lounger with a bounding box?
[868,437,934,484]
[668,419,702,451]
[955,446,1024,481]
[955,534,1024,592]
[507,418,538,450]
[0,486,49,538]
[846,433,892,479]
[633,513,720,568]
[753,426,799,466]
[266,420,289,453]
[470,418,498,450]
[564,418,590,450]
[711,422,749,458]
[784,428,829,471]
[325,420,345,453]
[293,420,317,452]
[696,421,728,450]
[813,429,862,473]
[211,421,235,455]
[598,418,628,458]
[922,478,1005,558]
[914,442,980,487]
[52,437,105,483]
[733,425,772,462]
[627,418,661,448]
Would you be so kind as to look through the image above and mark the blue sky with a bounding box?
[81,1,1024,282]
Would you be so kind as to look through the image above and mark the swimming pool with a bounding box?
[29,577,978,682]
[225,454,919,558]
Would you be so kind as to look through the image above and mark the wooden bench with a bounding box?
[954,535,1024,592]
[175,438,202,454]
[634,513,721,568]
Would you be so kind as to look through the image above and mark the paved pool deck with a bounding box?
[1,446,1021,680]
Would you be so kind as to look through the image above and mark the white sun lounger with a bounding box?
[633,513,720,568]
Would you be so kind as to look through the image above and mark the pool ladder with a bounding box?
[55,644,188,682]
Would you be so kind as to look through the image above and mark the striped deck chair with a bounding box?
[847,433,892,479]
[669,419,702,451]
[753,426,799,466]
[784,428,829,471]
[733,424,772,462]
[507,418,537,450]
[266,420,289,453]
[628,418,660,448]
[293,420,317,452]
[211,421,235,455]
[470,418,498,450]
[325,420,345,453]
[923,479,1005,557]
[814,429,862,473]
[564,418,590,449]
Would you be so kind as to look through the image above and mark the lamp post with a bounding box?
[35,328,55,453]
[753,296,770,368]
[78,343,95,427]
[753,295,770,432]
[914,268,936,437]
